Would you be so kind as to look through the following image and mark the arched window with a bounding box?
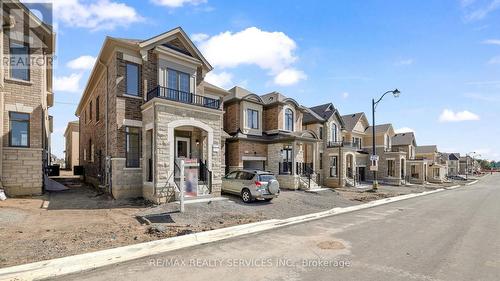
[331,123,338,142]
[285,108,294,131]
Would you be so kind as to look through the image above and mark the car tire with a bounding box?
[241,189,253,203]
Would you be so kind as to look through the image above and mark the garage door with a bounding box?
[243,160,265,171]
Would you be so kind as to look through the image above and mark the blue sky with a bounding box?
[43,0,500,160]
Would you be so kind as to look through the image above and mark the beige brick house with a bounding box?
[75,27,228,203]
[364,124,407,185]
[391,132,426,184]
[223,87,321,190]
[303,103,363,188]
[0,1,55,196]
[64,121,79,170]
[415,145,447,183]
[339,112,372,186]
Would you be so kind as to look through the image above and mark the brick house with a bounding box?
[339,112,372,186]
[415,145,447,183]
[303,103,363,188]
[391,132,427,184]
[363,124,407,186]
[75,27,228,203]
[223,87,321,190]
[64,121,79,170]
[0,1,55,196]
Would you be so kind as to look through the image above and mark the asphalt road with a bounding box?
[52,174,500,281]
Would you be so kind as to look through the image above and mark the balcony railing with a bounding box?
[326,141,362,150]
[146,86,222,110]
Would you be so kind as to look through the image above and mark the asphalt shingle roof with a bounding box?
[341,113,365,132]
[365,124,392,135]
[415,145,438,154]
[392,132,416,146]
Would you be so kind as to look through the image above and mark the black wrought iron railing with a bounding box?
[146,86,222,110]
[327,141,362,150]
[326,141,343,148]
[199,160,212,194]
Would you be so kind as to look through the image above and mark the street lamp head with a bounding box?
[392,89,401,98]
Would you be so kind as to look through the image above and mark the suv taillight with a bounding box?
[255,181,262,187]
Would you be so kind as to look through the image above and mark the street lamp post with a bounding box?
[371,89,401,190]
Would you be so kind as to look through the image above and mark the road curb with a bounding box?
[465,180,479,186]
[0,187,454,281]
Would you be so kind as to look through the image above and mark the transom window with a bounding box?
[285,108,294,131]
[10,41,30,81]
[246,109,259,129]
[9,112,30,147]
[126,63,140,96]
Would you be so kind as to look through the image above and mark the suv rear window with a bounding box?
[258,174,276,182]
[238,172,255,180]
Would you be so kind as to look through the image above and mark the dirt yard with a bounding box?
[0,177,457,268]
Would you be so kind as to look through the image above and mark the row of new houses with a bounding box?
[0,4,481,199]
[63,27,480,203]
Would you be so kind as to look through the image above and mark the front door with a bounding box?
[358,167,366,181]
[176,137,190,159]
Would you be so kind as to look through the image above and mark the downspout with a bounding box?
[97,59,110,193]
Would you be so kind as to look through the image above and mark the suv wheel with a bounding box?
[241,189,252,203]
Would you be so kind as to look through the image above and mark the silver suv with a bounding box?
[222,170,280,203]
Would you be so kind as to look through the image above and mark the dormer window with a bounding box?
[285,108,294,131]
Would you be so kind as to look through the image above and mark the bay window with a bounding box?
[285,108,294,131]
[246,109,259,129]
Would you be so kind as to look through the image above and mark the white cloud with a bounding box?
[196,27,305,86]
[191,33,209,43]
[54,73,83,93]
[273,68,307,86]
[204,71,233,88]
[487,56,500,64]
[53,0,143,31]
[67,55,96,71]
[438,109,480,122]
[341,92,350,99]
[395,58,414,66]
[395,127,415,134]
[151,0,207,8]
[463,0,500,21]
[482,39,500,45]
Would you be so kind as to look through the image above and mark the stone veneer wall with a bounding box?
[111,158,143,199]
[151,100,224,200]
[2,148,43,196]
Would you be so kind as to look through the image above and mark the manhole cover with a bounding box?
[317,240,345,250]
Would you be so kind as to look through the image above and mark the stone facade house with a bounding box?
[415,145,447,183]
[64,121,79,170]
[0,1,55,196]
[364,124,407,185]
[75,27,228,203]
[391,132,428,184]
[223,87,320,190]
[303,103,361,188]
[340,112,371,185]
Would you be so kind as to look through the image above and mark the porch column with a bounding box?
[292,141,297,175]
[312,142,317,171]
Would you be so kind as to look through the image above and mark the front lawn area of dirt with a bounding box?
[0,177,466,268]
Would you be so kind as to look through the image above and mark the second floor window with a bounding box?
[352,137,362,149]
[167,68,190,102]
[126,63,139,96]
[10,41,30,81]
[285,108,294,131]
[246,109,259,129]
[96,96,100,122]
[331,123,338,142]
[89,101,93,121]
[9,112,29,147]
[319,127,323,139]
